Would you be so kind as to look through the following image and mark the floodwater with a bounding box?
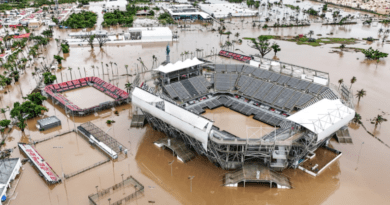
[202,107,274,139]
[61,86,114,109]
[2,1,390,205]
[35,132,108,175]
[301,147,338,171]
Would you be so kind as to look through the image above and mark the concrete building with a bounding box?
[199,3,259,18]
[0,158,22,204]
[165,4,211,20]
[36,116,61,131]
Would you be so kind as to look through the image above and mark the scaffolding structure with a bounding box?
[88,176,144,205]
[78,122,127,158]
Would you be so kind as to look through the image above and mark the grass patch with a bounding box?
[287,37,357,47]
[243,35,281,41]
[285,4,300,10]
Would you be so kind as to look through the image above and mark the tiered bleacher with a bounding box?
[44,77,129,115]
[163,76,211,100]
[186,95,287,127]
[219,50,251,62]
[212,64,332,112]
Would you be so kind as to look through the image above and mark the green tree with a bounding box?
[10,101,47,119]
[54,55,64,64]
[361,47,388,68]
[271,43,281,56]
[340,44,346,51]
[125,82,132,93]
[24,93,47,105]
[350,76,356,90]
[352,113,362,124]
[308,30,314,38]
[43,72,57,84]
[61,43,70,53]
[88,34,96,49]
[0,120,11,128]
[371,114,387,129]
[338,78,344,89]
[250,36,273,58]
[322,4,328,11]
[355,89,366,104]
[16,115,27,132]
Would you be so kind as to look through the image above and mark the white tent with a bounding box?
[155,58,204,74]
[287,99,354,142]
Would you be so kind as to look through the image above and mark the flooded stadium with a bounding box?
[1,0,390,205]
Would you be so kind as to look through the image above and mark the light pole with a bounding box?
[53,146,64,179]
[121,174,125,194]
[95,185,99,204]
[188,176,195,192]
[355,142,364,171]
[148,186,155,202]
[168,160,174,176]
[128,141,132,156]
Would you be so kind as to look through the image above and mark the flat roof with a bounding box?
[0,158,20,185]
[37,116,60,127]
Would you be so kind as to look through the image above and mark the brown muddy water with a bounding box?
[35,132,108,175]
[202,107,274,139]
[61,86,114,109]
[2,4,390,205]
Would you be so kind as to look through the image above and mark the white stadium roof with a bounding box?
[287,99,355,142]
[155,58,204,74]
[132,88,213,150]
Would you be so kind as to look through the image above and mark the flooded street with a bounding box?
[2,1,390,205]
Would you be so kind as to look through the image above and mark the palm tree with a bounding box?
[355,89,366,104]
[109,62,114,76]
[352,113,362,124]
[271,43,281,56]
[338,78,344,89]
[235,32,240,39]
[125,82,132,93]
[308,30,314,38]
[68,67,73,80]
[125,64,129,75]
[371,114,387,129]
[78,67,82,78]
[350,76,356,90]
[340,44,345,51]
[101,62,104,76]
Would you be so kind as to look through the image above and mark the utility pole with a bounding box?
[188,176,195,192]
[148,186,155,203]
[53,146,64,179]
[95,186,99,204]
[355,142,364,171]
[168,160,174,176]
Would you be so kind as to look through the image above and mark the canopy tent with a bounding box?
[287,99,355,142]
[155,58,205,74]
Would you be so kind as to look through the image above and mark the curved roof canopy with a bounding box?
[287,99,355,142]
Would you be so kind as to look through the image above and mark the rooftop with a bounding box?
[0,158,20,185]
